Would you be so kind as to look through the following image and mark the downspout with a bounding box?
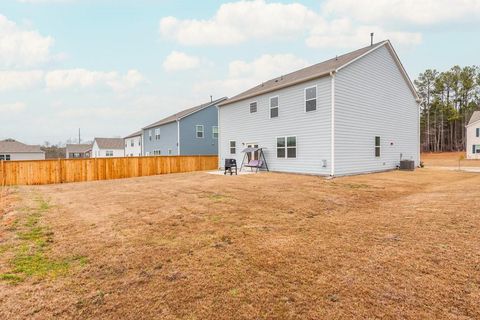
[217,105,221,169]
[330,71,336,177]
[176,120,181,155]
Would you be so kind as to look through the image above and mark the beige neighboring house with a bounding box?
[0,139,45,161]
[91,138,125,158]
[66,143,92,159]
[466,111,480,159]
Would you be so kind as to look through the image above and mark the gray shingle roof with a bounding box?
[94,138,124,150]
[219,41,389,106]
[66,144,92,153]
[124,131,142,139]
[0,139,44,153]
[143,97,227,130]
[468,111,480,126]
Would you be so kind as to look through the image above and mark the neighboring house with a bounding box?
[466,111,480,159]
[142,97,227,156]
[0,139,45,161]
[124,131,143,157]
[218,40,420,176]
[91,138,125,158]
[66,144,92,159]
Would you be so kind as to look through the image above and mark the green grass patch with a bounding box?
[0,244,11,255]
[0,273,23,284]
[208,193,227,201]
[0,196,87,285]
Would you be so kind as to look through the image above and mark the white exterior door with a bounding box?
[246,143,259,162]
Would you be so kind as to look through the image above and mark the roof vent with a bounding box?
[370,32,374,46]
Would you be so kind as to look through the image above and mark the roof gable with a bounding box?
[93,138,124,150]
[66,144,92,153]
[467,111,480,127]
[0,139,44,153]
[143,97,227,130]
[219,40,418,106]
[124,130,142,139]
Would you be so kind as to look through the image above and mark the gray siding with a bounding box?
[334,45,420,175]
[219,77,332,174]
[179,104,218,155]
[142,121,179,156]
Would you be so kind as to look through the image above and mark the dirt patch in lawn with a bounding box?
[1,169,480,319]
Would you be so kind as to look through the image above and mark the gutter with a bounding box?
[330,71,336,177]
[176,119,181,155]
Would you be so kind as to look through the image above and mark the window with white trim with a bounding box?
[473,145,480,154]
[153,150,161,155]
[277,136,296,158]
[149,130,152,141]
[212,126,219,139]
[155,128,160,140]
[250,102,257,113]
[106,150,114,157]
[270,96,279,118]
[477,128,480,137]
[375,136,381,157]
[305,86,317,112]
[130,140,134,147]
[229,141,236,154]
[168,149,172,155]
[0,154,11,161]
[196,125,204,138]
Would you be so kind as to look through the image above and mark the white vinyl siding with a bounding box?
[466,122,480,159]
[334,45,419,175]
[219,77,331,174]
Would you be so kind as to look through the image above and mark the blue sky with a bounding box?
[1,0,479,145]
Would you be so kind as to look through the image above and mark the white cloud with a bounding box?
[194,53,308,96]
[0,102,26,113]
[163,51,200,71]
[159,0,318,46]
[158,0,427,49]
[322,0,480,25]
[0,70,44,91]
[306,18,422,48]
[0,14,54,67]
[45,69,145,92]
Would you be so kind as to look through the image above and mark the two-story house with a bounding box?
[466,111,480,159]
[124,131,143,157]
[142,97,226,156]
[218,40,420,176]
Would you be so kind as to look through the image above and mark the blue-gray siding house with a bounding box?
[142,97,227,156]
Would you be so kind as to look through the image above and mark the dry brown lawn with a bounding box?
[422,151,480,167]
[1,168,480,319]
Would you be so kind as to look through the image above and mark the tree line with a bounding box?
[415,66,480,152]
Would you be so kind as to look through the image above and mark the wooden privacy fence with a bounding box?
[0,155,218,186]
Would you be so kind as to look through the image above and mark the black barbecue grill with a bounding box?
[224,158,237,175]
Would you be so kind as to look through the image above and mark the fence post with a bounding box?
[0,160,5,186]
